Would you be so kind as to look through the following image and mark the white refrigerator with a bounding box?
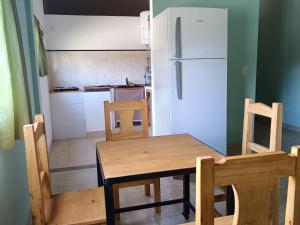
[152,7,228,154]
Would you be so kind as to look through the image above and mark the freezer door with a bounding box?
[169,7,227,59]
[170,59,227,154]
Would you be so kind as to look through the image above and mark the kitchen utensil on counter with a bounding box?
[144,72,151,86]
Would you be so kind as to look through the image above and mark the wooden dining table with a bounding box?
[96,134,228,225]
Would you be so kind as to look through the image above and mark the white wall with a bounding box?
[31,0,53,148]
[45,15,145,50]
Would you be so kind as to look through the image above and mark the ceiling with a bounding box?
[43,0,150,17]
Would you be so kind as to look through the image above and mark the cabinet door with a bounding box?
[50,92,86,139]
[84,92,111,132]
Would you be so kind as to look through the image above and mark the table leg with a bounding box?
[104,181,116,225]
[96,149,103,187]
[182,174,190,220]
[226,185,235,215]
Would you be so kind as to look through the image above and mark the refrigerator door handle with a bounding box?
[175,17,182,58]
[175,61,183,100]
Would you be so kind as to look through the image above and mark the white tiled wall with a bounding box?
[47,51,148,88]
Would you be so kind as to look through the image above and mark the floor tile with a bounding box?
[69,138,96,152]
[50,172,67,194]
[49,151,69,169]
[50,139,69,152]
[68,147,96,167]
[118,209,157,225]
[66,168,97,186]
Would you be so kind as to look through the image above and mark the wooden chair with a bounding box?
[23,114,106,225]
[181,147,300,225]
[242,98,283,154]
[104,99,161,219]
[242,98,283,225]
[216,98,283,218]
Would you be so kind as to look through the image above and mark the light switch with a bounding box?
[241,66,248,77]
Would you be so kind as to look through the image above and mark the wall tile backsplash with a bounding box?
[47,51,148,88]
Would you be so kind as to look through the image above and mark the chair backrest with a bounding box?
[195,148,300,225]
[104,99,149,141]
[242,98,283,155]
[23,114,51,225]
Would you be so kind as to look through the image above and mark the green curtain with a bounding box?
[34,16,48,77]
[0,0,31,150]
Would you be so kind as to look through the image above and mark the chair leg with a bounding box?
[154,179,161,213]
[113,184,120,220]
[144,184,151,196]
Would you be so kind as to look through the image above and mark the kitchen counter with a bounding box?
[50,90,83,94]
[109,84,145,89]
[50,84,146,94]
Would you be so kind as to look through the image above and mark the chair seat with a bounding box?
[45,187,106,225]
[180,215,233,225]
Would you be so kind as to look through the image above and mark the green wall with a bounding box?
[0,0,40,224]
[153,0,260,144]
[256,0,283,106]
[257,0,300,127]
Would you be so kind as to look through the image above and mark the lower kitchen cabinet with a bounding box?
[50,91,112,140]
[50,92,86,139]
[50,88,148,140]
[84,91,111,132]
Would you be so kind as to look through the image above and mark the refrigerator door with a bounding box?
[169,7,227,59]
[170,59,227,154]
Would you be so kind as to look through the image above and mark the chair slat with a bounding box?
[270,103,283,151]
[215,151,296,186]
[247,102,273,117]
[247,142,270,153]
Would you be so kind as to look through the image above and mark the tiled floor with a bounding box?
[49,122,300,225]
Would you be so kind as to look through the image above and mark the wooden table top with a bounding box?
[97,134,224,180]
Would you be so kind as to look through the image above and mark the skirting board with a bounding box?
[87,130,106,139]
[283,123,300,133]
